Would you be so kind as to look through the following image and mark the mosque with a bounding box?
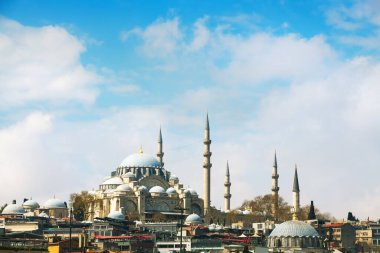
[86,114,228,222]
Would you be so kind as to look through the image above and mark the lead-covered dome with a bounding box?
[102,177,123,185]
[2,204,25,215]
[185,213,202,225]
[149,186,165,194]
[269,220,319,237]
[43,198,67,209]
[116,184,133,192]
[108,211,125,220]
[119,152,161,168]
[22,200,40,209]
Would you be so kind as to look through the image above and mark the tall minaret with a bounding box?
[203,114,212,214]
[224,161,231,212]
[157,127,164,167]
[271,151,279,221]
[292,165,300,220]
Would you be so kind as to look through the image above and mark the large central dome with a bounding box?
[119,152,161,168]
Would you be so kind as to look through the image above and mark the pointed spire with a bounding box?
[293,165,300,192]
[158,127,162,143]
[226,161,230,176]
[273,150,277,168]
[308,200,316,220]
[139,145,144,154]
[205,113,210,130]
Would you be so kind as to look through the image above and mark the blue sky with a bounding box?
[1,0,380,219]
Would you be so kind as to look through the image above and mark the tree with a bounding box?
[70,191,94,221]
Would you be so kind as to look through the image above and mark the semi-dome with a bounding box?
[122,172,136,178]
[185,213,202,225]
[149,186,165,194]
[102,177,123,185]
[166,187,177,194]
[269,220,319,237]
[108,211,125,220]
[116,184,133,192]
[22,200,40,209]
[43,198,67,209]
[119,152,161,168]
[2,204,25,215]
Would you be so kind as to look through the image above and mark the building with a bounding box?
[87,115,238,224]
[322,223,356,252]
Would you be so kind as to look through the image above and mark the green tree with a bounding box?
[70,191,94,221]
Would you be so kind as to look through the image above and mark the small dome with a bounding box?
[122,172,136,178]
[149,186,166,194]
[116,184,133,192]
[43,198,67,209]
[108,211,125,220]
[166,187,177,194]
[2,204,25,215]
[170,175,178,180]
[119,153,161,168]
[22,200,40,209]
[38,211,49,218]
[102,177,123,185]
[269,220,320,237]
[242,210,251,215]
[139,185,148,192]
[185,213,202,225]
[184,188,198,196]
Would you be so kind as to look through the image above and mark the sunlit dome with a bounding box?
[139,185,148,192]
[269,220,320,237]
[149,186,165,194]
[116,184,133,192]
[43,198,67,209]
[184,188,198,196]
[38,212,49,218]
[108,211,125,220]
[2,204,25,215]
[102,177,123,185]
[166,187,177,194]
[122,172,136,178]
[119,151,161,168]
[185,213,202,225]
[22,200,40,209]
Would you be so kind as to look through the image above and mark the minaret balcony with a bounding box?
[203,163,212,168]
[203,151,212,157]
[271,186,279,191]
[203,140,212,144]
[224,182,231,187]
[224,193,231,198]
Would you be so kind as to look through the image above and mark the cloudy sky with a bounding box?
[1,0,380,220]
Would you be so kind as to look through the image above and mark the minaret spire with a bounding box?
[224,161,231,212]
[292,165,300,220]
[203,113,212,214]
[271,151,279,221]
[156,127,164,166]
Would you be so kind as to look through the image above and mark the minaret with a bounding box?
[157,127,164,167]
[292,165,300,220]
[203,113,212,214]
[271,151,279,221]
[224,161,231,212]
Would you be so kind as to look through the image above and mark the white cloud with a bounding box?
[121,18,182,58]
[0,18,101,107]
[187,17,210,52]
[212,33,337,84]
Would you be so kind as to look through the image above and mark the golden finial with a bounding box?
[139,145,144,154]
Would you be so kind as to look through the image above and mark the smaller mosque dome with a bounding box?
[22,200,40,209]
[102,177,123,185]
[149,186,166,194]
[166,187,177,194]
[138,185,148,192]
[2,204,25,215]
[108,211,125,220]
[242,210,251,215]
[38,212,49,218]
[122,172,136,179]
[116,184,133,192]
[169,175,179,180]
[119,152,161,168]
[269,220,319,237]
[43,198,67,209]
[185,213,202,225]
